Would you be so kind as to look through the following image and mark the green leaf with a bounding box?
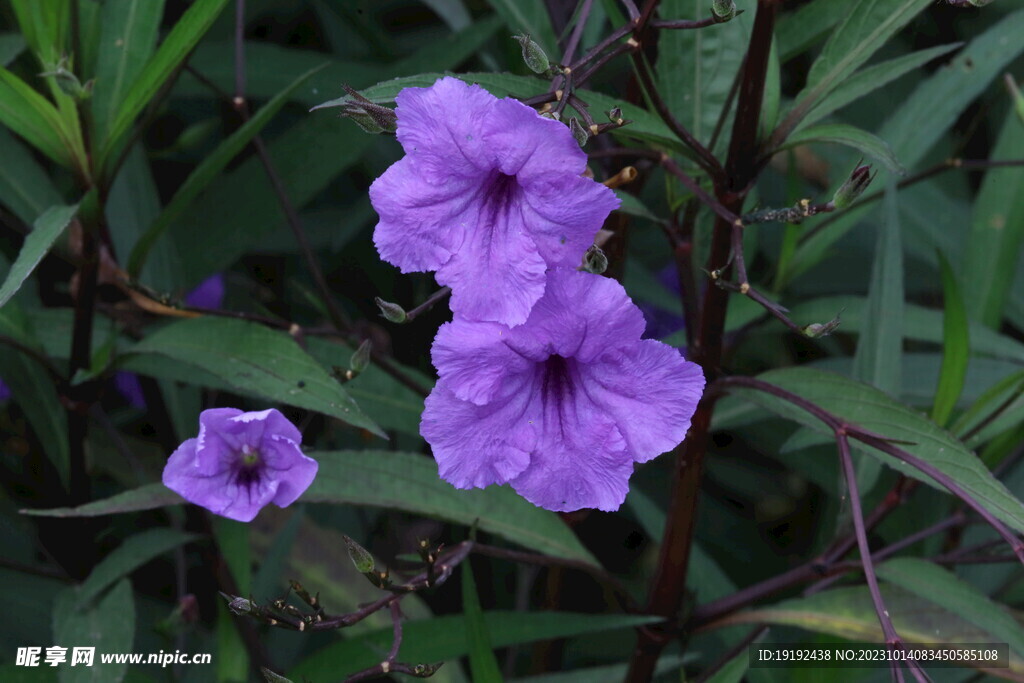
[656,0,752,145]
[0,204,78,308]
[799,43,962,133]
[719,583,1024,676]
[774,123,904,174]
[777,0,932,141]
[25,450,597,563]
[962,108,1024,329]
[950,370,1024,449]
[462,561,503,682]
[0,305,70,490]
[290,611,659,681]
[0,67,80,168]
[92,0,166,143]
[931,253,969,428]
[788,10,1024,281]
[776,0,844,62]
[303,451,597,564]
[314,71,678,151]
[126,63,328,277]
[703,649,748,683]
[53,579,134,683]
[21,482,182,517]
[304,337,429,438]
[782,296,1024,363]
[851,184,903,398]
[515,656,688,682]
[0,126,63,224]
[875,558,1024,659]
[76,529,197,607]
[126,316,384,436]
[100,0,232,179]
[487,0,558,56]
[9,0,69,67]
[850,183,902,490]
[731,367,1024,536]
[0,32,26,66]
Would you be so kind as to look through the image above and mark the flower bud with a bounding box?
[513,33,551,74]
[349,339,372,376]
[831,164,874,209]
[569,117,589,147]
[711,0,737,21]
[374,297,407,323]
[802,314,842,338]
[223,595,255,616]
[580,245,609,274]
[343,534,376,574]
[39,57,90,100]
[413,663,444,676]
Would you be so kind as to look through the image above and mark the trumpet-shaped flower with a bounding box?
[420,269,705,512]
[163,408,317,522]
[369,77,619,326]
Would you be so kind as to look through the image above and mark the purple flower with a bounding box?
[184,273,226,310]
[162,408,317,522]
[369,77,620,326]
[0,379,10,402]
[114,371,147,410]
[420,269,705,512]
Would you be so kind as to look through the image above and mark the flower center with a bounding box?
[236,445,262,487]
[479,171,519,224]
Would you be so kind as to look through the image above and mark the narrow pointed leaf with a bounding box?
[100,0,231,176]
[127,63,327,276]
[931,253,969,427]
[0,204,78,308]
[875,558,1024,659]
[92,0,166,143]
[462,561,503,682]
[0,67,77,167]
[0,126,63,224]
[775,123,904,174]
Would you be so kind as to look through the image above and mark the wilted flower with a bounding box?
[163,408,318,522]
[369,77,619,326]
[420,269,704,512]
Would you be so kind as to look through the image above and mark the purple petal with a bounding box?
[420,383,535,489]
[114,371,147,410]
[394,77,495,177]
[185,273,225,309]
[578,340,704,461]
[370,156,476,273]
[510,404,633,513]
[162,437,280,523]
[435,181,548,325]
[261,434,318,508]
[0,379,9,402]
[520,175,620,268]
[431,320,531,405]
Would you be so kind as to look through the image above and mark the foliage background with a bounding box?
[1,0,1024,681]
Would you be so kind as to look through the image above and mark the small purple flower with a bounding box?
[184,273,226,310]
[162,408,317,522]
[420,269,705,512]
[370,77,620,326]
[114,371,147,410]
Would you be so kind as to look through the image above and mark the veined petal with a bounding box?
[522,175,620,267]
[431,319,531,405]
[580,340,705,462]
[510,407,632,513]
[435,174,547,325]
[261,435,318,508]
[395,77,495,176]
[485,96,588,178]
[370,156,477,273]
[421,383,536,489]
